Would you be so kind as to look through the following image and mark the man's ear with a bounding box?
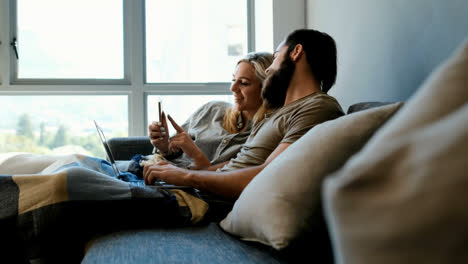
[289,44,303,62]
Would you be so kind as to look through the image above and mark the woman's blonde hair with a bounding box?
[223,52,273,133]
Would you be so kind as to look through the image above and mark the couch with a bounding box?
[82,1,468,262]
[84,40,468,262]
[81,102,396,264]
[83,46,468,264]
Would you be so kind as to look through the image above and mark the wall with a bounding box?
[306,0,468,110]
[255,0,306,52]
[271,0,306,48]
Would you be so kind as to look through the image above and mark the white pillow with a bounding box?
[323,39,468,263]
[220,102,403,250]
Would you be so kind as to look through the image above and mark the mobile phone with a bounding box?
[158,100,162,122]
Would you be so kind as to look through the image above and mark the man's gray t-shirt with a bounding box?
[219,92,344,172]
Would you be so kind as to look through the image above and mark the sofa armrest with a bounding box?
[107,136,154,160]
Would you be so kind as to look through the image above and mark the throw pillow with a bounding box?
[220,102,403,250]
[323,39,468,264]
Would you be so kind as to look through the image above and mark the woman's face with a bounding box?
[230,62,263,113]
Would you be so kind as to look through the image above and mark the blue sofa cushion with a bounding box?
[83,223,292,264]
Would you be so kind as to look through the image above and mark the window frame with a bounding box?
[8,0,131,85]
[4,0,254,136]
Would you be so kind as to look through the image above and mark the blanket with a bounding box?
[0,153,208,263]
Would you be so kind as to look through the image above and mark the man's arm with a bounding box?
[144,143,291,199]
[189,142,291,198]
[202,161,229,171]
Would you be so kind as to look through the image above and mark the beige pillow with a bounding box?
[220,102,403,250]
[323,40,468,263]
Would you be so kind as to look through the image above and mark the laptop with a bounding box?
[94,120,123,179]
[93,120,196,192]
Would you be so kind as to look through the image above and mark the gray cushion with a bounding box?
[323,39,468,264]
[220,103,402,251]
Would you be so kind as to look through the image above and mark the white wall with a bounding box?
[256,0,306,52]
[306,0,468,111]
[271,0,305,48]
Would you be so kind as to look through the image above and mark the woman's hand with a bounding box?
[148,112,170,154]
[167,115,211,169]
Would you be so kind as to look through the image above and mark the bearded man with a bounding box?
[144,29,344,202]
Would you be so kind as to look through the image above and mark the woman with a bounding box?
[148,52,273,170]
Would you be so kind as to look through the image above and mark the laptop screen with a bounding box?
[94,120,120,177]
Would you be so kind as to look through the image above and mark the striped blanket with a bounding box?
[0,153,208,263]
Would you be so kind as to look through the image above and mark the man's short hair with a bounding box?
[284,29,337,93]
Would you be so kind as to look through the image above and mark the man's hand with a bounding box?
[148,112,171,154]
[143,160,191,186]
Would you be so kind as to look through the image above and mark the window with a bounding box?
[1,0,287,156]
[0,96,128,159]
[145,0,247,83]
[15,0,124,79]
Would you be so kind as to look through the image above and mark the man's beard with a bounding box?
[262,56,296,109]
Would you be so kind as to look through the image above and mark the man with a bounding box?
[144,29,344,200]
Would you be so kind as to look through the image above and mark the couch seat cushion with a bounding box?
[82,223,288,264]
